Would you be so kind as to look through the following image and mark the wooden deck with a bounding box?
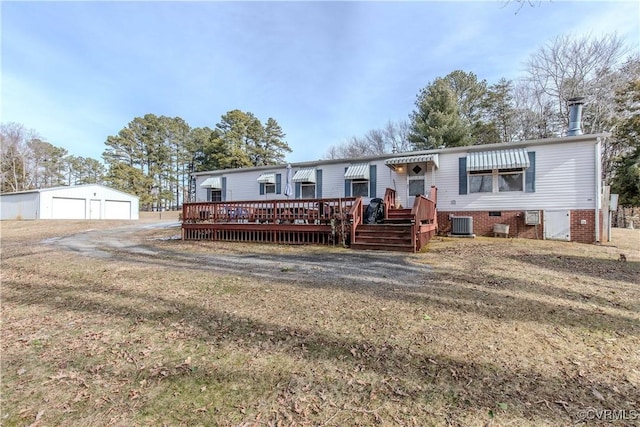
[181,188,438,252]
[182,197,356,246]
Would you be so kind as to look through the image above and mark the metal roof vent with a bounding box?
[567,97,585,136]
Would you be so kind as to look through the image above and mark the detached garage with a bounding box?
[1,184,139,220]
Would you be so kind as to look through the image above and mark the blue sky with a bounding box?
[2,1,639,163]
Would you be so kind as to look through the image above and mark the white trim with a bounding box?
[595,137,602,243]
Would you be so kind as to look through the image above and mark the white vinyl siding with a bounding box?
[197,159,401,205]
[191,138,597,212]
[438,140,597,211]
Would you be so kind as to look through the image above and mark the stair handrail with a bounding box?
[410,186,438,251]
[349,196,364,244]
[383,187,396,219]
[411,191,437,225]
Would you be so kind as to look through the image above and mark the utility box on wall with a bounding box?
[525,210,541,225]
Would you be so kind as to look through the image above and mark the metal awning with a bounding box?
[257,173,276,184]
[467,148,530,172]
[292,168,316,183]
[385,154,439,169]
[344,163,370,180]
[200,177,222,189]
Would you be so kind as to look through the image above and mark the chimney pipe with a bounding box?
[567,97,585,136]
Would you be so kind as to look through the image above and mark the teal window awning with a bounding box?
[466,149,530,171]
[200,177,222,189]
[257,173,276,184]
[385,154,439,169]
[292,168,316,183]
[344,163,370,180]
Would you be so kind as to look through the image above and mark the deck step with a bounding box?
[353,223,414,252]
[355,235,412,244]
[383,218,412,225]
[350,242,415,252]
[357,224,411,232]
[388,208,412,216]
[386,208,413,225]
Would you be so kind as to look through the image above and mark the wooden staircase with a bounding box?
[350,210,415,252]
[349,187,438,253]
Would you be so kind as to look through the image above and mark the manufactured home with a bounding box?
[1,184,139,220]
[186,132,606,249]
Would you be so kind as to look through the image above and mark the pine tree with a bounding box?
[409,79,472,149]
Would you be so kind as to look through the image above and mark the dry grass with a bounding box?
[1,219,638,426]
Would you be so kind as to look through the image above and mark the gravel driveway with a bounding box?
[45,221,432,288]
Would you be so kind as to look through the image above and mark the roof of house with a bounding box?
[193,133,609,176]
[0,184,139,199]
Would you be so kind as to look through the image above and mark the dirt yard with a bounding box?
[1,218,639,426]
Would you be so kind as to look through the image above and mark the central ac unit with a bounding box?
[451,216,473,235]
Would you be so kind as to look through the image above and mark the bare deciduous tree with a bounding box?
[1,123,37,193]
[524,33,628,134]
[324,120,414,159]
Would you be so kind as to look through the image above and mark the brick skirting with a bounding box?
[437,209,599,244]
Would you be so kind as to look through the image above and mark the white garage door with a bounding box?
[105,200,131,219]
[52,197,86,219]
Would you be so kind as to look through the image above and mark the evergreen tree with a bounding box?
[215,110,255,169]
[261,118,291,165]
[483,78,516,143]
[409,78,472,149]
[610,79,640,206]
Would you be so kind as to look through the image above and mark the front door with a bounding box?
[544,210,570,241]
[90,199,101,220]
[407,162,426,206]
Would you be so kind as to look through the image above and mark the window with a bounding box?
[469,169,524,193]
[208,189,222,202]
[498,169,523,192]
[408,179,425,196]
[258,173,281,195]
[352,180,369,197]
[459,152,534,195]
[469,171,493,193]
[301,183,316,198]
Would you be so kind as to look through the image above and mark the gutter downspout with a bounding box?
[595,137,602,243]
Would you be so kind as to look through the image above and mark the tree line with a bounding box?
[1,110,291,210]
[326,33,639,206]
[0,122,106,193]
[1,32,638,207]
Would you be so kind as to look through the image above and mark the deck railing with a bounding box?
[411,186,438,251]
[183,197,357,225]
